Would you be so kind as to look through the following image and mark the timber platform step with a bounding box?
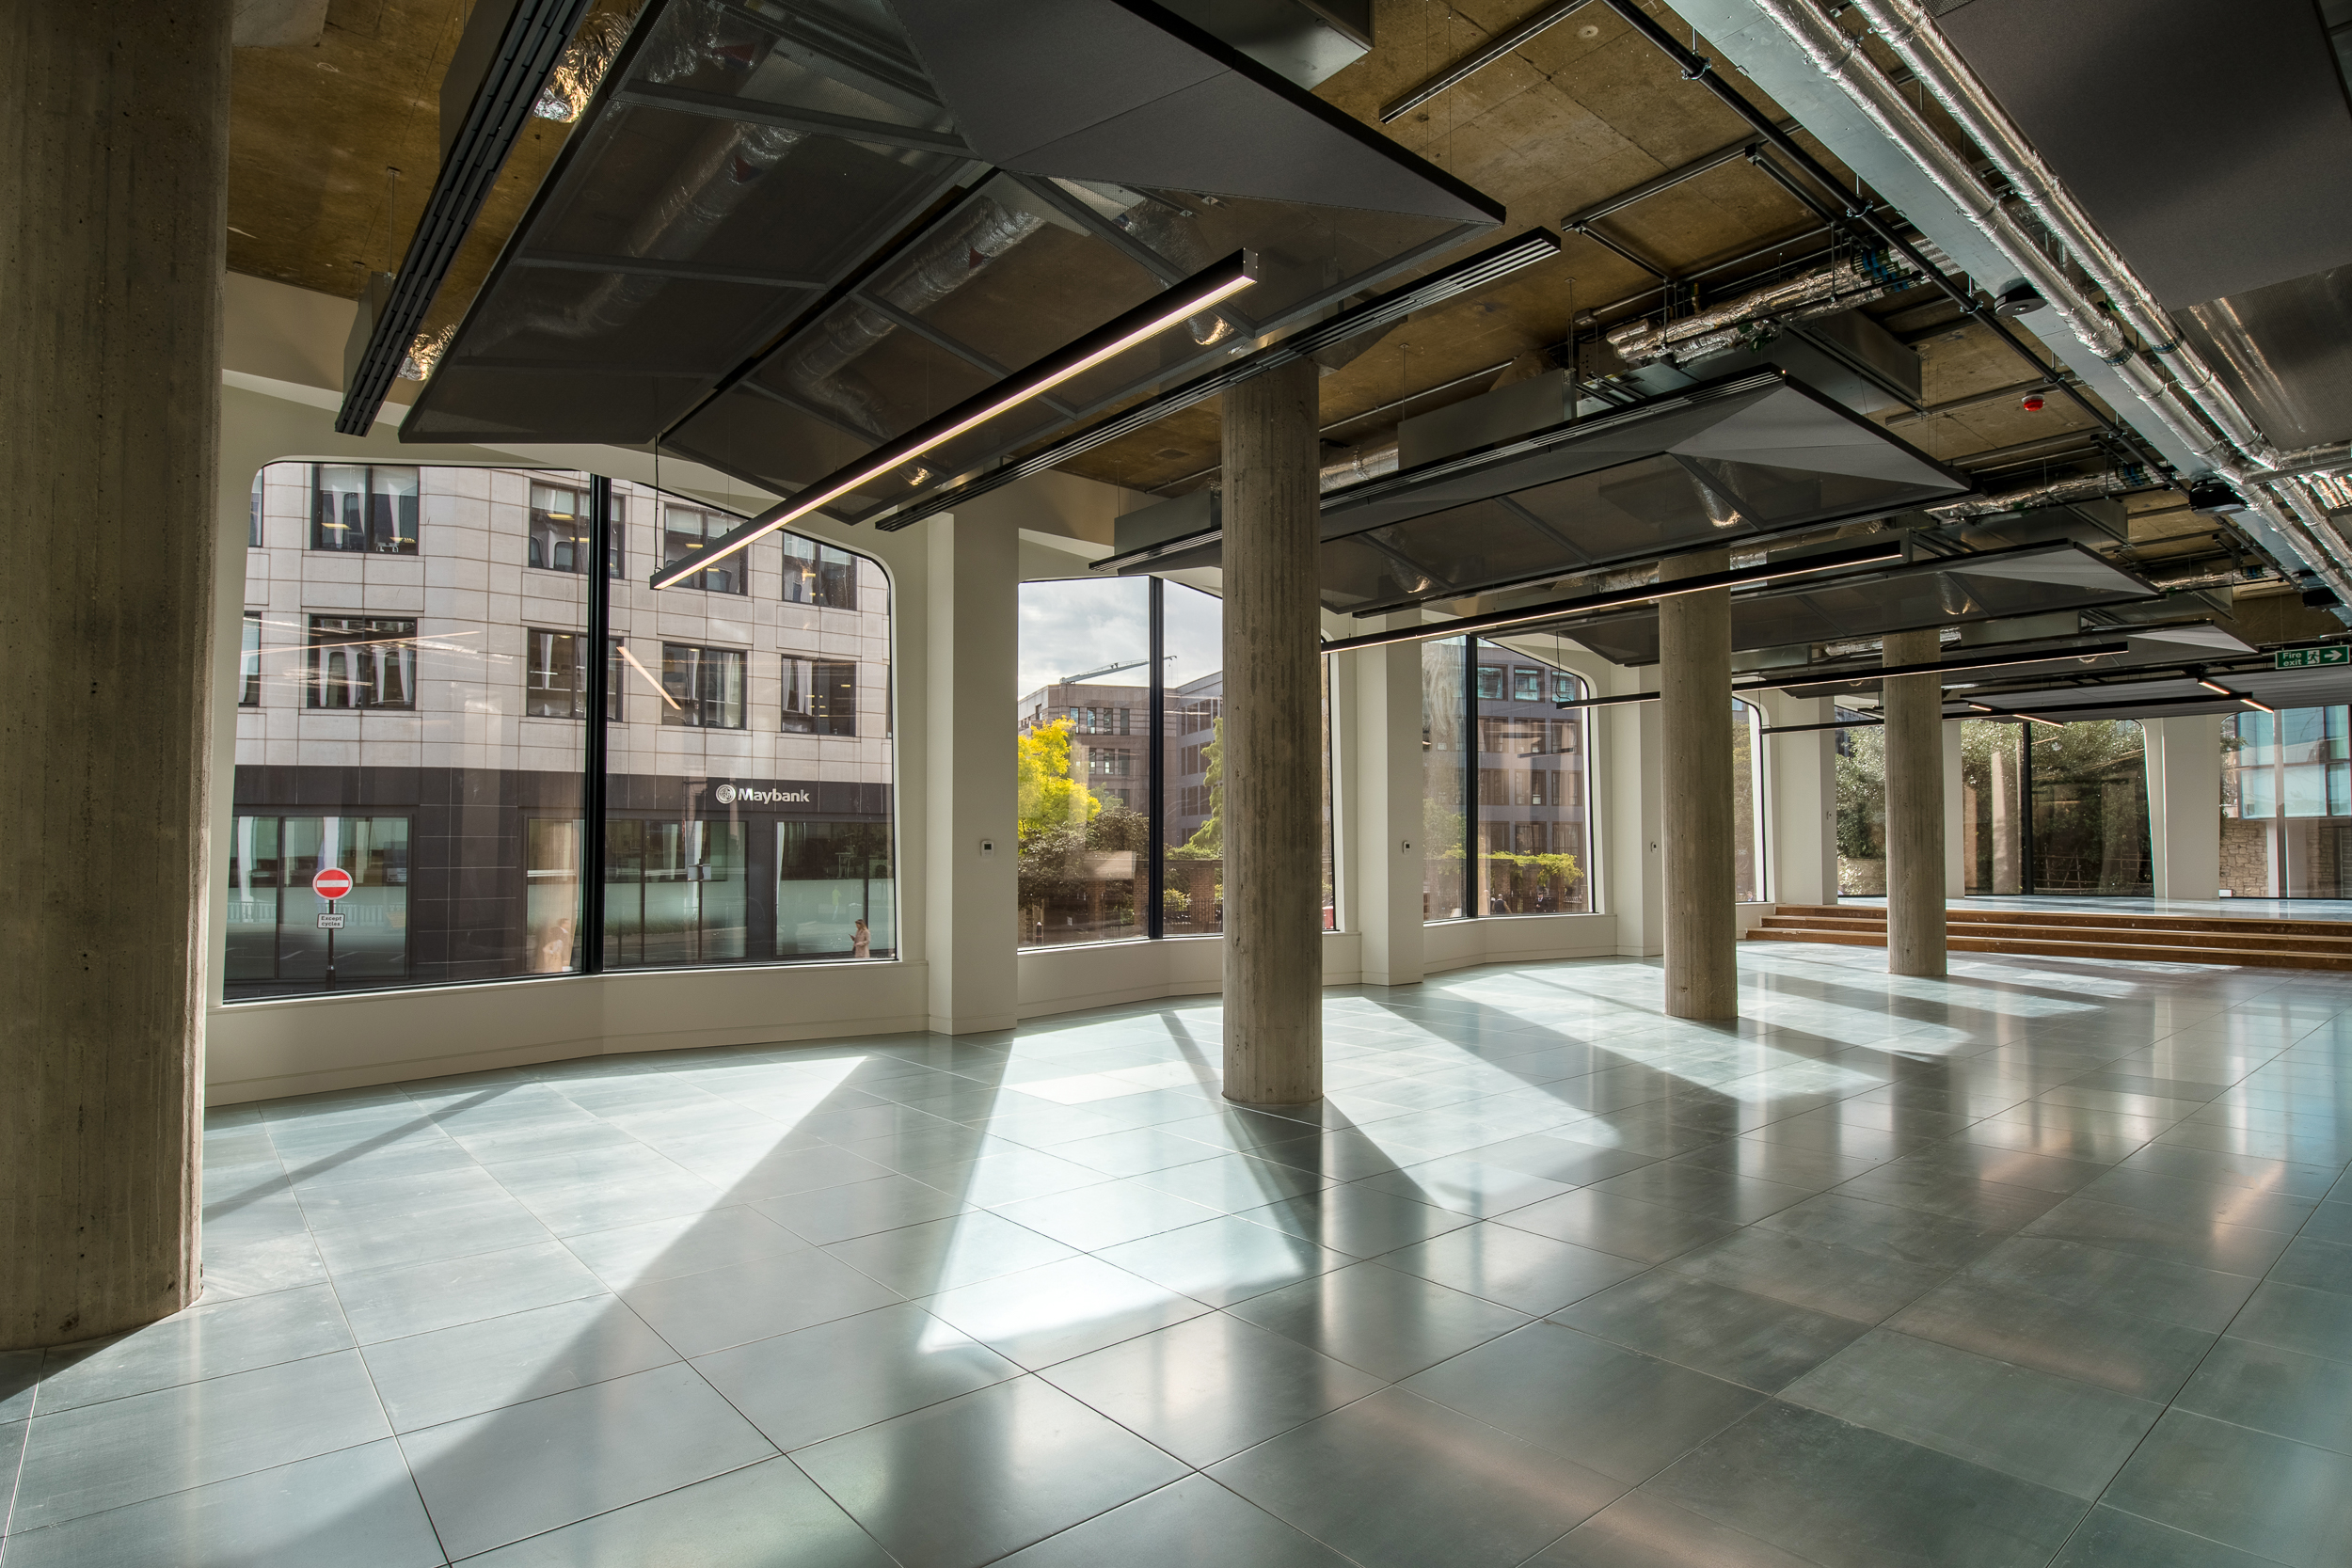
[1748,904,2352,972]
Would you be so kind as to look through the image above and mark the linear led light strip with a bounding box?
[648,252,1259,592]
[1320,539,1908,655]
[2196,676,2278,715]
[1549,641,2134,711]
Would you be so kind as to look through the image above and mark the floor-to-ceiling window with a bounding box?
[1423,635,1599,922]
[1017,576,1332,949]
[226,463,896,1000]
[1731,696,1767,903]
[1952,718,2152,896]
[2222,706,2352,895]
[1835,706,1887,896]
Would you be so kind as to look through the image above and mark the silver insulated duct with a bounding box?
[1604,245,1935,370]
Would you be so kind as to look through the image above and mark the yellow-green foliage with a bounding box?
[1017,719,1097,840]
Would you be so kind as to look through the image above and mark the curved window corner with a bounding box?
[224,463,898,1003]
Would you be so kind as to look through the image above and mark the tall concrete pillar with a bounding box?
[3,1,229,1346]
[1883,628,1947,976]
[1221,359,1323,1102]
[1660,551,1737,1019]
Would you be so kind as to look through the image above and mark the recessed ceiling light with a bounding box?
[1578,24,1600,38]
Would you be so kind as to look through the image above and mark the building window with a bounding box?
[306,616,416,709]
[525,629,590,719]
[527,483,619,576]
[240,611,262,706]
[1426,640,1597,921]
[781,533,857,607]
[660,643,746,728]
[311,464,419,554]
[249,475,263,547]
[782,657,856,736]
[1474,663,1503,701]
[661,504,744,594]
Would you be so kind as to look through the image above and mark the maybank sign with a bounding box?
[710,783,814,806]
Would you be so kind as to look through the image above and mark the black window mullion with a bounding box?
[1464,637,1480,920]
[1148,577,1166,941]
[581,476,612,975]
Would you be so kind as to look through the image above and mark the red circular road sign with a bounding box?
[311,867,354,901]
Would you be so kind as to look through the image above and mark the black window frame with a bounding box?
[659,641,748,729]
[310,463,420,555]
[780,532,858,608]
[782,655,857,736]
[527,481,623,578]
[305,614,419,711]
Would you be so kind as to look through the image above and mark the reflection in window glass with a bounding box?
[1474,639,1595,915]
[782,657,856,736]
[2219,707,2352,895]
[779,821,894,958]
[1017,578,1149,946]
[660,644,747,729]
[662,504,745,594]
[240,611,262,706]
[603,818,746,967]
[527,482,620,576]
[1422,638,1469,920]
[781,534,858,607]
[311,464,418,554]
[224,815,410,987]
[306,616,416,710]
[525,629,587,719]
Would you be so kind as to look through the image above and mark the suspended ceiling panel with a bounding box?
[1934,667,2352,724]
[1938,0,2352,309]
[2176,263,2352,450]
[1543,542,2156,668]
[402,0,1500,522]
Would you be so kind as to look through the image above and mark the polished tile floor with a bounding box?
[7,942,2352,1566]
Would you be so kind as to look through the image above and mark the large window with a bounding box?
[2220,707,2350,895]
[306,616,416,710]
[661,504,745,594]
[1423,637,1597,921]
[660,643,747,729]
[1731,696,1766,903]
[527,482,620,577]
[240,611,262,706]
[1953,717,2152,896]
[782,657,856,736]
[781,535,857,607]
[228,464,895,1000]
[311,464,419,554]
[1016,578,1331,949]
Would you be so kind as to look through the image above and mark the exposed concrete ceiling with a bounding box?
[221,0,2146,542]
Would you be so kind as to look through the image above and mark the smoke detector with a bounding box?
[2019,394,2045,413]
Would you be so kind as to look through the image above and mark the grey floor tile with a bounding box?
[791,1374,1187,1568]
[2299,1201,2352,1245]
[0,1439,442,1568]
[1550,1272,1867,1394]
[1530,1488,1821,1568]
[2268,1236,2352,1296]
[559,1203,810,1287]
[2116,1144,2342,1199]
[917,1254,1214,1370]
[1586,1163,1817,1224]
[1227,1259,1531,1380]
[11,1349,391,1530]
[993,1178,1226,1252]
[1208,1385,1621,1568]
[2176,1335,2352,1456]
[32,1284,352,1415]
[1041,1310,1384,1466]
[2022,1196,2295,1276]
[453,1456,894,1568]
[821,1210,1077,1296]
[1645,1401,2088,1568]
[1757,1192,2010,1270]
[359,1295,677,1433]
[1670,1138,1884,1191]
[1094,1212,1354,1307]
[1963,1234,2261,1332]
[2047,1505,2296,1568]
[1876,1142,2113,1196]
[1352,1154,1578,1217]
[1661,1227,1951,1324]
[2230,1279,2352,1362]
[1500,1190,1744,1265]
[332,1241,608,1344]
[1378,1221,1650,1315]
[399,1361,774,1560]
[750,1175,970,1247]
[2074,1167,2321,1234]
[1888,1273,2218,1402]
[1138,1152,1335,1212]
[199,1231,332,1302]
[2102,1409,2352,1567]
[1402,1321,1763,1484]
[1452,1132,1661,1186]
[619,1248,902,1357]
[691,1300,1021,1451]
[1781,1328,2163,1498]
[991,1474,1359,1567]
[1230,1184,1475,1259]
[1826,1164,2063,1229]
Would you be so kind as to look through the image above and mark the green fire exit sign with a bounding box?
[2276,645,2350,669]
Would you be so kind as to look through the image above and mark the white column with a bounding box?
[1349,636,1426,988]
[1608,681,1665,958]
[1944,719,1967,895]
[1769,694,1838,905]
[921,513,1020,1032]
[2147,714,2222,900]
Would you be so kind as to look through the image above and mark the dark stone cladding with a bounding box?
[229,764,893,995]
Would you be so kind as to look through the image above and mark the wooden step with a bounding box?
[1747,917,2352,971]
[1768,904,2352,940]
[1755,914,2352,956]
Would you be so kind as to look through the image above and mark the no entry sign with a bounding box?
[311,867,354,901]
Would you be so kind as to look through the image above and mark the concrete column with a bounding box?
[1350,633,1426,988]
[2147,714,2222,900]
[1883,628,1947,977]
[1659,551,1737,1019]
[1220,359,1323,1102]
[922,513,1020,1033]
[3,0,229,1347]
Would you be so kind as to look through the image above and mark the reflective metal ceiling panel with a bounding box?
[1543,543,2156,668]
[404,0,1501,517]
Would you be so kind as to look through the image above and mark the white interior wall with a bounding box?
[2148,713,2224,899]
